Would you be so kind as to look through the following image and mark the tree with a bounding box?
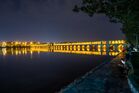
[73,0,139,44]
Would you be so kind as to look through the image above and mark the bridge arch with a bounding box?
[117,44,124,52]
[109,45,115,51]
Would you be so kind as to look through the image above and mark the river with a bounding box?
[0,48,118,93]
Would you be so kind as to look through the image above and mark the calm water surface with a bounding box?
[0,48,116,93]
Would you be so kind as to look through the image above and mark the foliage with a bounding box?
[73,0,139,44]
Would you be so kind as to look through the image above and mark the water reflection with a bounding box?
[0,48,29,56]
[0,45,124,56]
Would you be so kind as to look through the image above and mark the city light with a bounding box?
[0,40,125,57]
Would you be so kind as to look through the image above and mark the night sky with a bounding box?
[0,0,124,42]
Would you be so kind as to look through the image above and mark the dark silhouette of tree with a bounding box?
[73,0,139,44]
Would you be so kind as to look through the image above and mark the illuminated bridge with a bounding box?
[31,40,126,56]
[0,40,126,56]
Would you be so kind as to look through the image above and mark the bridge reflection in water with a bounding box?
[31,46,123,56]
[31,40,125,56]
[0,40,125,56]
[0,46,124,57]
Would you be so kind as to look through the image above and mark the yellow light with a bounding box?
[74,45,76,51]
[82,45,85,51]
[115,41,118,44]
[70,46,72,50]
[2,48,7,56]
[15,50,19,55]
[2,42,7,47]
[87,45,90,51]
[15,41,18,45]
[30,42,33,45]
[102,45,106,52]
[109,41,111,44]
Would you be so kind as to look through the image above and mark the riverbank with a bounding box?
[59,53,131,93]
[128,51,139,93]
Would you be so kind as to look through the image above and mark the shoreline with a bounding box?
[59,53,131,93]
